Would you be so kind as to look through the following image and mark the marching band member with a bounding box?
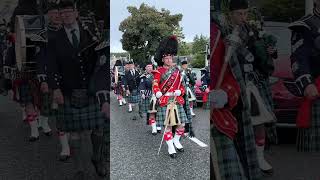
[123,60,140,119]
[210,0,261,178]
[180,58,196,137]
[113,60,126,106]
[153,35,190,158]
[4,0,49,142]
[288,0,320,153]
[47,1,107,177]
[200,67,210,107]
[138,64,157,134]
[42,1,71,161]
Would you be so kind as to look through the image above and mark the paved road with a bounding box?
[110,93,210,180]
[263,128,320,180]
[0,95,105,180]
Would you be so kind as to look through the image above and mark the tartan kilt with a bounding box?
[17,79,40,106]
[113,84,123,95]
[39,92,53,116]
[156,102,189,127]
[255,78,278,144]
[127,89,140,104]
[184,97,192,122]
[139,96,151,114]
[297,99,320,152]
[211,126,245,179]
[56,97,105,132]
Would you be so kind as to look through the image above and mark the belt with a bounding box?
[164,92,174,97]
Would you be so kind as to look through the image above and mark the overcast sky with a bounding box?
[110,0,210,52]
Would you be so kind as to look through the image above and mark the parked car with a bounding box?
[193,68,206,104]
[265,21,303,128]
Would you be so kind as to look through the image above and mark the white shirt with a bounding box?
[64,22,80,45]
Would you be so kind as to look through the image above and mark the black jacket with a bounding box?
[123,69,140,92]
[48,24,104,96]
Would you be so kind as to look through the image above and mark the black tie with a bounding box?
[71,29,79,47]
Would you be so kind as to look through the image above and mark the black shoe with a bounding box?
[44,131,53,136]
[261,168,274,177]
[29,136,39,142]
[152,132,157,136]
[169,153,176,159]
[157,130,161,133]
[92,159,107,177]
[59,154,71,162]
[176,148,184,152]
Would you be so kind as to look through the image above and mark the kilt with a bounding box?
[17,79,40,106]
[39,92,53,117]
[127,89,140,104]
[113,84,123,95]
[211,126,245,180]
[184,96,192,122]
[297,99,320,152]
[156,101,189,127]
[228,55,261,179]
[255,77,278,144]
[139,96,151,114]
[56,97,105,132]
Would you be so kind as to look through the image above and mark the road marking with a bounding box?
[188,137,208,147]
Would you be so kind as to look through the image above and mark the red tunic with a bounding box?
[210,22,241,139]
[152,66,185,107]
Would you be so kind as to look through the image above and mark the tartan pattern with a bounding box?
[139,96,151,114]
[127,89,140,104]
[39,92,53,116]
[211,127,246,179]
[224,54,261,179]
[255,76,278,144]
[19,82,34,104]
[183,95,192,122]
[156,102,189,127]
[56,97,104,132]
[160,67,178,85]
[297,99,320,152]
[18,80,40,106]
[114,83,124,95]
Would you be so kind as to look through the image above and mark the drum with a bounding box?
[15,15,47,72]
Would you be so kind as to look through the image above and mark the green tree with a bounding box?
[191,54,205,68]
[190,34,208,68]
[192,34,208,55]
[119,3,183,65]
[178,41,192,56]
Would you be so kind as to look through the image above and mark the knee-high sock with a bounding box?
[164,131,176,154]
[58,131,70,155]
[27,113,39,137]
[70,135,84,171]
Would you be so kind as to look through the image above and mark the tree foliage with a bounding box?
[191,54,206,68]
[119,3,183,65]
